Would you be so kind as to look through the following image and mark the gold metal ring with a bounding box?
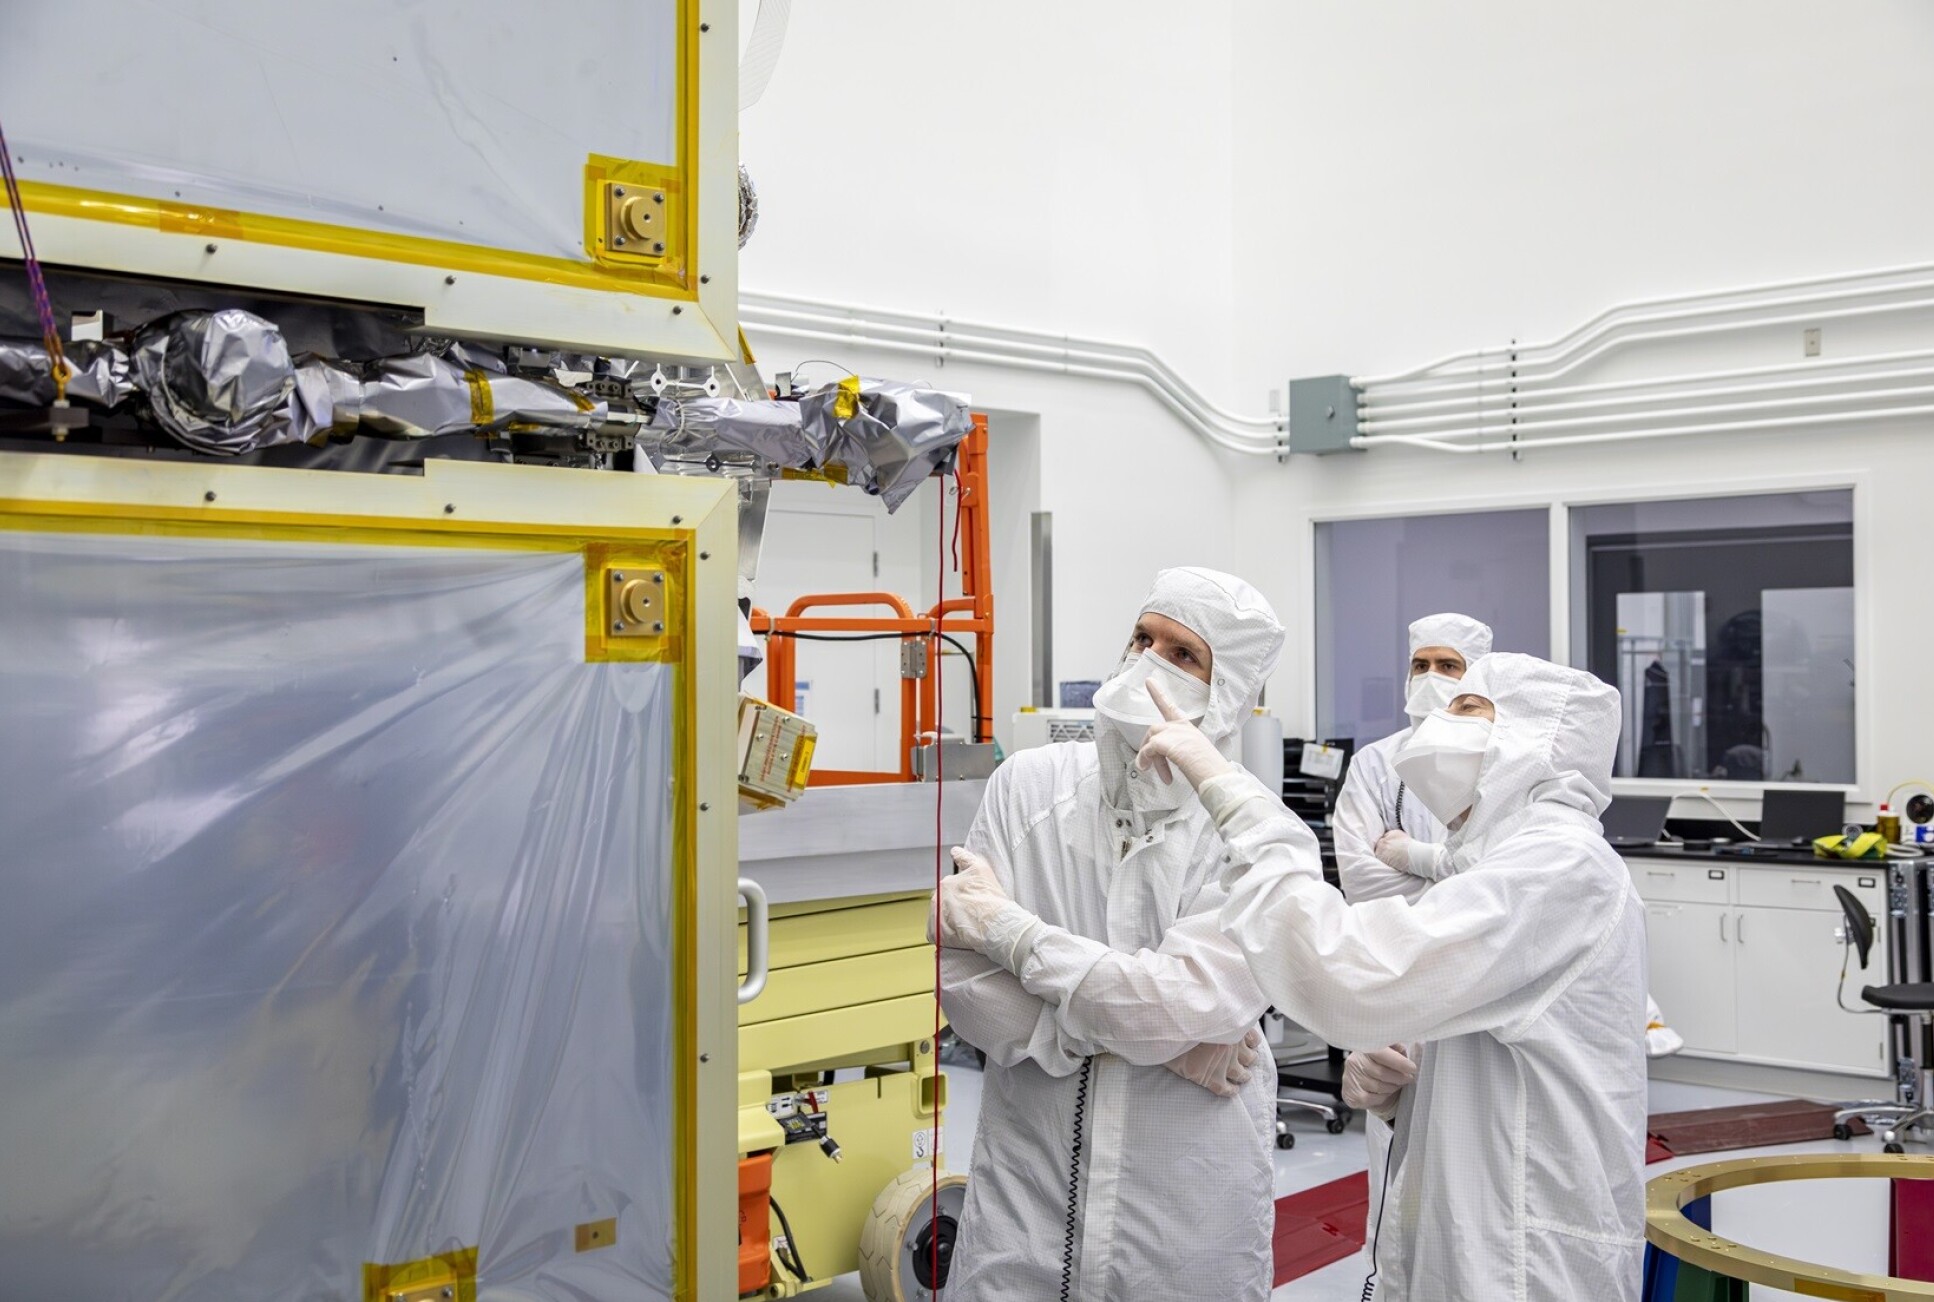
[1647,1152,1934,1299]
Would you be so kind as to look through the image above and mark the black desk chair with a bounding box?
[1831,884,1934,1152]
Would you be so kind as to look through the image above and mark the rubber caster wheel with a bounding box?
[859,1167,968,1301]
[1276,1132,1296,1150]
[1886,1142,1906,1154]
[1326,1116,1349,1135]
[1833,1123,1853,1142]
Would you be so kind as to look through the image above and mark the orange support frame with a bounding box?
[748,415,994,786]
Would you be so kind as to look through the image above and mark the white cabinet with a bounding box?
[1630,858,1888,1078]
[1736,906,1889,1072]
[1644,901,1737,1053]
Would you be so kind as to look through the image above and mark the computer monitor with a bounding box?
[1758,788,1847,844]
[1601,796,1673,849]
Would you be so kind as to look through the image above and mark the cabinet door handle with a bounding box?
[1789,877,1823,886]
[1646,869,1675,876]
[1737,911,1745,944]
[1720,912,1728,942]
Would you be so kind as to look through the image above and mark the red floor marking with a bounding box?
[1272,1171,1369,1288]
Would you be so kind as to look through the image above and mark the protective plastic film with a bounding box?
[0,532,683,1299]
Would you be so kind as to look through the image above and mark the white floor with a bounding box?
[809,1066,1911,1301]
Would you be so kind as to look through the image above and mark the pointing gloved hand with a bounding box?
[931,846,1045,973]
[1164,1027,1265,1099]
[1341,1044,1420,1121]
[1373,829,1446,879]
[1136,680,1234,790]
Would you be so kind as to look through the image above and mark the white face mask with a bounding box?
[1392,709,1494,825]
[1405,670,1464,723]
[1091,650,1213,749]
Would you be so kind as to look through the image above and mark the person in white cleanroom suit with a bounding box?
[1327,611,1491,1262]
[1333,612,1492,904]
[1138,652,1648,1301]
[930,568,1284,1302]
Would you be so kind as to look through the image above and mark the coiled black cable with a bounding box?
[1060,1056,1095,1302]
[1360,1116,1400,1301]
[768,1193,809,1282]
[1394,781,1408,834]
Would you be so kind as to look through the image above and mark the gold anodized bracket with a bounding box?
[586,155,685,274]
[608,564,670,640]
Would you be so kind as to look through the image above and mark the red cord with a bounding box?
[930,470,947,1287]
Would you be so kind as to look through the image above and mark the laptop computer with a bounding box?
[1758,788,1847,846]
[1602,795,1673,849]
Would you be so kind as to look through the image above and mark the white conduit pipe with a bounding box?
[743,300,1275,441]
[742,317,1281,456]
[1353,294,1934,398]
[1358,373,1934,436]
[1353,383,1934,444]
[1353,403,1934,455]
[1355,261,1934,388]
[1356,348,1934,415]
[743,291,1281,431]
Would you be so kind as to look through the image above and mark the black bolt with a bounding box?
[672,305,683,315]
[203,491,216,502]
[700,1051,711,1063]
[204,243,217,254]
[613,621,625,632]
[613,571,626,582]
[671,515,683,525]
[652,621,664,633]
[653,193,664,205]
[699,550,710,560]
[615,236,627,247]
[700,274,710,285]
[444,275,456,285]
[699,802,711,812]
[652,573,663,584]
[653,242,665,254]
[443,503,455,514]
[615,186,626,197]
[699,21,710,31]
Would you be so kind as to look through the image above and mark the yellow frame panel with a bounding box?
[0,454,739,1301]
[13,0,702,298]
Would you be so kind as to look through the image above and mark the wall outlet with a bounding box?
[1804,327,1822,357]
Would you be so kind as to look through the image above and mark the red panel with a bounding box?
[1272,1171,1370,1288]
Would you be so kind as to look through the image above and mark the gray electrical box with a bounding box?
[1289,375,1361,455]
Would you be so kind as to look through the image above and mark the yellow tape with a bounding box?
[363,1246,477,1302]
[463,370,494,428]
[832,375,861,421]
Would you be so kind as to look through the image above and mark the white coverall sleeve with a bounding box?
[1331,748,1431,905]
[938,769,1103,1077]
[1011,892,1273,1065]
[1201,769,1625,1051]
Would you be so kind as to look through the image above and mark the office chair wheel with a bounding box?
[1886,1142,1906,1154]
[1326,1114,1349,1135]
[1833,1123,1854,1142]
[1276,1131,1296,1150]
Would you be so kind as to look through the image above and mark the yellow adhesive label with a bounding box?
[832,375,861,421]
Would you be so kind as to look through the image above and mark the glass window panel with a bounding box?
[1569,490,1855,783]
[1315,509,1550,746]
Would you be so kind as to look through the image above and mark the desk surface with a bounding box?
[1615,842,1901,868]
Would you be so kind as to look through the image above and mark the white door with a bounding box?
[1735,906,1889,1075]
[1645,901,1737,1055]
[756,490,897,773]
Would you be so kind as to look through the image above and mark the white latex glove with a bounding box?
[1374,829,1445,880]
[1164,1027,1266,1099]
[931,847,1044,972]
[1136,680,1234,790]
[1341,1044,1419,1121]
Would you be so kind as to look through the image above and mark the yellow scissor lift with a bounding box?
[734,769,988,1301]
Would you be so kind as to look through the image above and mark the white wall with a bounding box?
[1226,0,1934,814]
[739,1,1254,716]
[737,0,1934,812]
